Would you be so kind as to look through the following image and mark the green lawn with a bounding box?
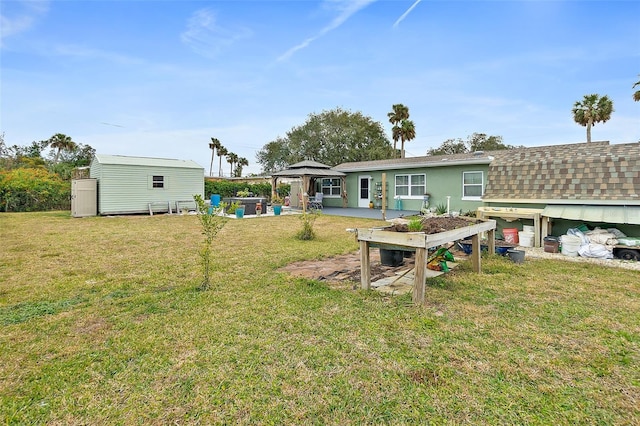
[1,212,639,424]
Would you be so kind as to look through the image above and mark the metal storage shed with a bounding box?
[89,154,204,215]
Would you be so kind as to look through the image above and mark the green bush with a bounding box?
[0,168,71,212]
[204,181,275,199]
[295,211,320,240]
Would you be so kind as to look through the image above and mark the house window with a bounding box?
[152,175,165,189]
[463,171,483,198]
[395,174,426,198]
[321,178,341,196]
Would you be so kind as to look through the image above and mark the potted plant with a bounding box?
[235,204,245,218]
[271,195,283,216]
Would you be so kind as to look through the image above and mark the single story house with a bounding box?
[89,154,204,215]
[326,140,639,236]
[330,151,496,213]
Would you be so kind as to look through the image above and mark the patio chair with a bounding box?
[308,193,323,210]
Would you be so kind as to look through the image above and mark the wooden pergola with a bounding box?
[271,160,347,211]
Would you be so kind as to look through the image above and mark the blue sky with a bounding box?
[1,0,639,176]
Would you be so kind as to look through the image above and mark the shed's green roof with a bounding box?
[93,154,203,170]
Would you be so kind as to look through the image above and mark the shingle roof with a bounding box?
[272,160,345,178]
[334,151,496,172]
[483,141,640,204]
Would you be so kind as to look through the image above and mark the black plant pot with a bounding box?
[380,249,404,267]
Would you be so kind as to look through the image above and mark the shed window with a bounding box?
[152,175,165,189]
[463,171,483,198]
[395,174,426,198]
[321,178,341,196]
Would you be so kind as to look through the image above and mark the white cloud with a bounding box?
[0,0,49,47]
[51,44,145,66]
[180,7,252,59]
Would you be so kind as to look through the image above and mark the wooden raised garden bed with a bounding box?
[355,218,497,305]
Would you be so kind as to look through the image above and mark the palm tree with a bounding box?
[209,137,220,177]
[226,152,238,177]
[217,146,228,177]
[235,157,249,177]
[572,94,614,143]
[633,75,640,102]
[398,119,416,158]
[48,133,76,163]
[387,104,409,157]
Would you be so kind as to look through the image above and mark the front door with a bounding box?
[358,176,371,208]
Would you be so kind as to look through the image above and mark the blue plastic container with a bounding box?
[211,194,221,207]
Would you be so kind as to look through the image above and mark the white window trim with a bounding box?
[394,173,426,199]
[462,171,483,200]
[321,178,341,198]
[149,175,168,190]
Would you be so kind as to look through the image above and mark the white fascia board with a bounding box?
[337,158,492,173]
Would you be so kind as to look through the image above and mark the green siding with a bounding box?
[327,165,489,212]
[90,161,203,215]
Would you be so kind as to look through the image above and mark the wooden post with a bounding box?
[413,247,427,304]
[359,240,371,290]
[381,173,387,220]
[471,233,481,273]
[487,228,495,255]
[302,176,309,213]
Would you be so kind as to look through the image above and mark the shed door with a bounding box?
[71,179,97,217]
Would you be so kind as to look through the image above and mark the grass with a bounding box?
[1,211,639,424]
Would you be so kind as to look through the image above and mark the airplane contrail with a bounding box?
[101,122,125,128]
[393,0,422,28]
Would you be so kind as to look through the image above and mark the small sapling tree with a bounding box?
[295,210,320,240]
[193,194,228,290]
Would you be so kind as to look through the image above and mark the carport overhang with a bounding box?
[541,205,640,225]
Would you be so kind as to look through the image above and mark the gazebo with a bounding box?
[271,160,347,211]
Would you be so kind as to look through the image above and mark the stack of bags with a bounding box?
[570,227,623,259]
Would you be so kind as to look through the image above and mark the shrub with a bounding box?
[0,168,70,212]
[204,181,276,199]
[295,211,320,240]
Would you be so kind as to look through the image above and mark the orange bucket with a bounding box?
[503,228,519,244]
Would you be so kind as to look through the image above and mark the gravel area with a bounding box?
[518,246,640,271]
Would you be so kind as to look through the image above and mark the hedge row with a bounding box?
[204,181,290,200]
[0,168,71,212]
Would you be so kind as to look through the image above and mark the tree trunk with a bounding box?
[586,119,592,143]
[218,157,223,177]
[209,149,215,176]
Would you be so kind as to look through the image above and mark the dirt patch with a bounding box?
[279,249,418,288]
[279,217,475,287]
